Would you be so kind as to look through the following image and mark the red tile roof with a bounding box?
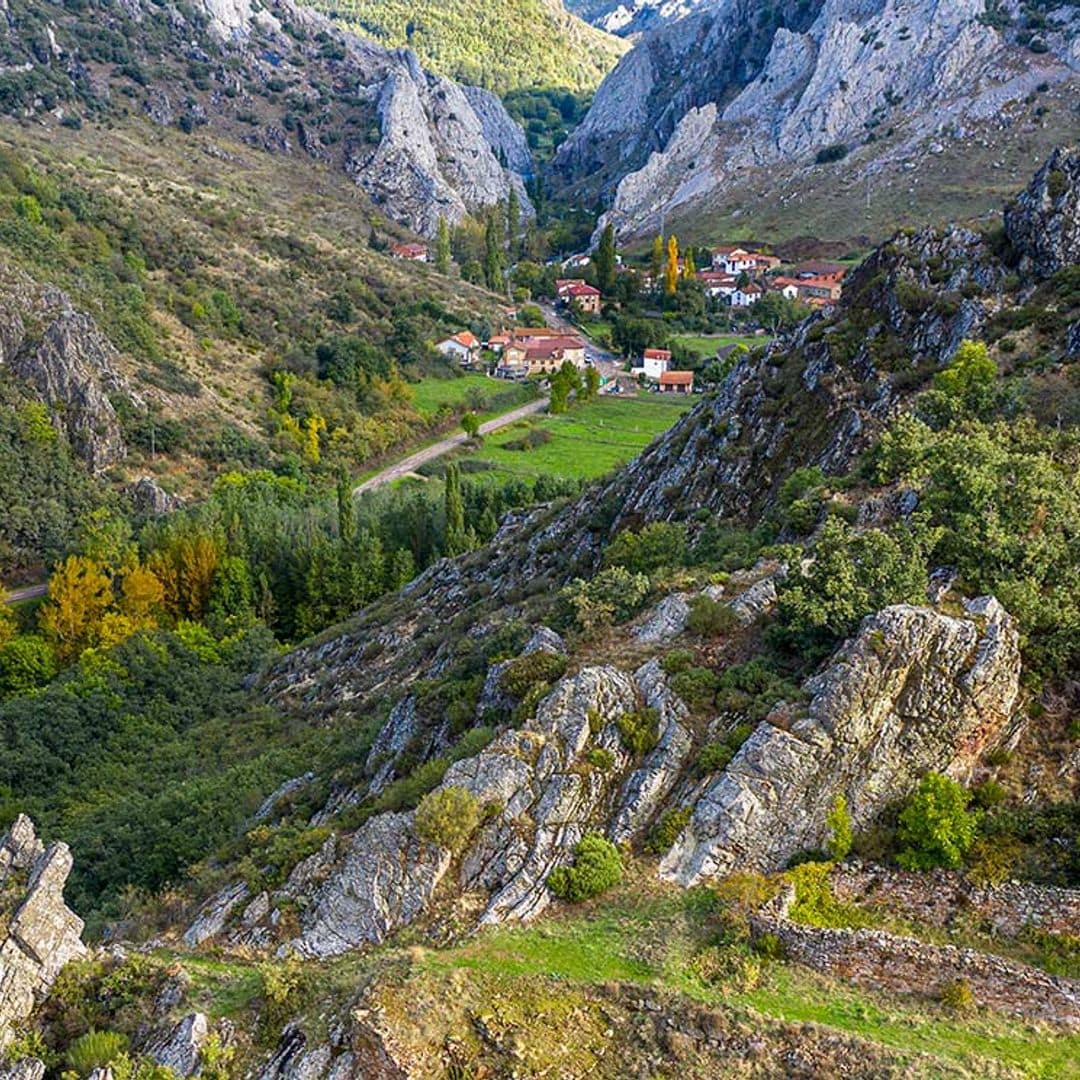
[660,370,694,386]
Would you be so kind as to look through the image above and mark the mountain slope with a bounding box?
[305,0,629,94]
[0,151,1078,1080]
[553,0,1080,244]
[0,0,532,236]
[565,0,715,36]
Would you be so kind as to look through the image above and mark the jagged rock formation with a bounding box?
[554,0,1080,240]
[566,0,713,36]
[0,0,532,238]
[0,816,87,1046]
[0,264,130,471]
[147,1013,210,1077]
[661,597,1021,884]
[1005,145,1080,279]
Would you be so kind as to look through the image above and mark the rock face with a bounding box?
[1005,145,1080,280]
[567,0,713,36]
[0,816,87,1047]
[0,264,129,471]
[555,0,1080,240]
[0,0,532,239]
[147,1013,209,1077]
[661,597,1021,885]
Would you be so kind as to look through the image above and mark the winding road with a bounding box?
[352,396,549,497]
[3,584,47,606]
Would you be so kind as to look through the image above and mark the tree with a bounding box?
[435,215,452,274]
[897,773,981,870]
[683,246,696,280]
[549,371,570,415]
[118,562,165,626]
[484,212,504,292]
[584,365,601,401]
[665,235,680,295]
[650,234,664,282]
[39,555,113,661]
[594,222,617,295]
[0,634,57,697]
[461,412,481,440]
[444,463,468,556]
[506,188,521,259]
[337,471,356,545]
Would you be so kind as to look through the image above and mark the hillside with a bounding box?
[0,148,1076,1078]
[0,116,524,578]
[305,0,628,94]
[553,0,1080,246]
[0,0,532,236]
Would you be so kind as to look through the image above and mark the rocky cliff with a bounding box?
[0,816,86,1047]
[661,598,1021,884]
[196,590,1022,957]
[566,0,715,36]
[0,0,531,237]
[0,263,131,472]
[554,0,1080,241]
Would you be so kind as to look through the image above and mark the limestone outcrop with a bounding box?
[1005,145,1080,280]
[661,597,1021,885]
[555,0,1080,241]
[0,264,130,471]
[0,816,87,1047]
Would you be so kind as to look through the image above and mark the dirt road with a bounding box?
[353,397,548,497]
[3,584,47,605]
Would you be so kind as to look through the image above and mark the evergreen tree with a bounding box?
[507,189,521,260]
[444,463,468,556]
[665,236,680,295]
[435,216,452,275]
[337,470,356,545]
[484,212,504,292]
[594,222,617,295]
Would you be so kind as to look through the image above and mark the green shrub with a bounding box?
[786,862,873,929]
[547,833,622,902]
[616,708,660,756]
[826,793,854,861]
[660,648,694,676]
[940,978,976,1012]
[604,522,687,573]
[670,666,720,712]
[686,595,739,638]
[646,806,691,853]
[696,722,753,774]
[414,785,481,853]
[585,747,615,770]
[559,567,651,631]
[897,773,981,870]
[499,651,567,699]
[971,779,1008,809]
[66,1030,130,1076]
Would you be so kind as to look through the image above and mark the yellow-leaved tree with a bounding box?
[39,555,113,661]
[665,236,680,295]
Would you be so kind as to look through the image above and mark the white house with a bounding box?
[731,283,763,308]
[712,247,757,275]
[642,347,672,381]
[436,331,481,365]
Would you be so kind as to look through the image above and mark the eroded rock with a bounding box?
[661,597,1021,885]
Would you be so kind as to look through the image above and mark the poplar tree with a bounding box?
[444,463,468,556]
[650,234,664,281]
[484,212,504,292]
[435,216,451,274]
[665,236,680,295]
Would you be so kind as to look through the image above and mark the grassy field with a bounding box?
[673,333,771,360]
[414,888,1080,1078]
[468,395,692,481]
[407,374,534,418]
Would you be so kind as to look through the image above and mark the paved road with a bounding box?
[3,584,47,605]
[353,397,548,497]
[537,302,624,382]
